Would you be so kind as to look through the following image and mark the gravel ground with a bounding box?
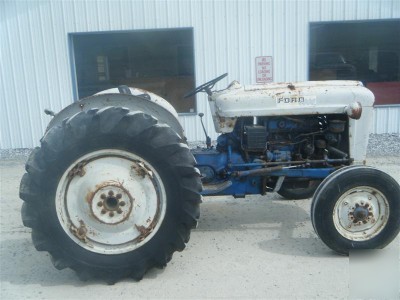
[0,148,32,160]
[367,133,400,156]
[1,133,399,160]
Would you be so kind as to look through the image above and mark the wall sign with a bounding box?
[255,56,273,83]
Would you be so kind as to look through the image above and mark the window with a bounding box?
[71,28,196,113]
[309,20,400,105]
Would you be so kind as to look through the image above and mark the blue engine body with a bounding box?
[192,115,349,197]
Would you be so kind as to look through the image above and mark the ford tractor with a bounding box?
[20,73,400,283]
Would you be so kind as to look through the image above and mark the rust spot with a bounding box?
[287,83,296,90]
[216,115,237,129]
[131,161,153,178]
[344,102,362,119]
[85,180,126,204]
[135,223,155,242]
[218,116,226,128]
[86,190,95,204]
[350,103,362,119]
[86,180,135,226]
[68,161,87,179]
[136,225,147,235]
[70,220,87,242]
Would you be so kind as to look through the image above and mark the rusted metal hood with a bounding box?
[209,80,374,133]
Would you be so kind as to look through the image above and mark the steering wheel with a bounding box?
[184,73,228,98]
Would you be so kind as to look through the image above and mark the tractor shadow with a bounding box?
[0,194,334,287]
[197,194,337,258]
[0,235,166,287]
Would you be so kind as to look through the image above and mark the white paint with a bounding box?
[333,186,389,241]
[96,87,180,121]
[55,149,167,255]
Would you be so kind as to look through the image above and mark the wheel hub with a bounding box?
[90,186,133,224]
[349,203,373,224]
[333,186,389,241]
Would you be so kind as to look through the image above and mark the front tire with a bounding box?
[311,166,400,254]
[20,107,202,282]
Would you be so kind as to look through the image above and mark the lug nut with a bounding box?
[101,209,106,214]
[108,190,114,196]
[117,208,123,214]
[97,201,103,207]
[100,194,106,199]
[368,196,372,200]
[119,201,126,206]
[109,212,114,217]
[343,202,348,206]
[116,193,122,199]
[360,201,364,205]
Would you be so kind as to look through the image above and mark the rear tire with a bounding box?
[20,107,202,282]
[311,166,400,254]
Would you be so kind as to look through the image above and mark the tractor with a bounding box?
[20,73,400,283]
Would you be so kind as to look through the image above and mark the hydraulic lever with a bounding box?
[198,113,211,149]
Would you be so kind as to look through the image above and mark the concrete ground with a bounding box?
[0,156,399,299]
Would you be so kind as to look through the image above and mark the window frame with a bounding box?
[68,28,197,115]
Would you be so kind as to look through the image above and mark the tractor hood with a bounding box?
[209,80,374,133]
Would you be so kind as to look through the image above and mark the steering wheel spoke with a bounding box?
[184,73,228,98]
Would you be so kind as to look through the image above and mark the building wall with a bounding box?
[373,105,400,133]
[1,0,399,149]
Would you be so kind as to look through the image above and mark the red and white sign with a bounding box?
[255,56,273,83]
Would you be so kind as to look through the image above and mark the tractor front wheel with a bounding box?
[311,166,400,254]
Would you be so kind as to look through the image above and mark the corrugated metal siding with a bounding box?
[372,105,400,134]
[1,0,399,149]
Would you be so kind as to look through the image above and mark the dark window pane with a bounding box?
[309,20,400,105]
[72,29,196,113]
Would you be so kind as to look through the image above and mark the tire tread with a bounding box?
[19,106,201,282]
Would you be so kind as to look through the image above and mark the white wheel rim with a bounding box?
[333,186,389,241]
[55,149,167,255]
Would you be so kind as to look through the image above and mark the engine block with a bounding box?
[195,114,350,197]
